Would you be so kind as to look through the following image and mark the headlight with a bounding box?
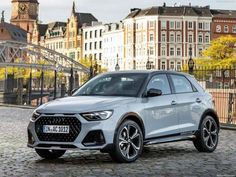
[30,111,41,122]
[80,110,113,121]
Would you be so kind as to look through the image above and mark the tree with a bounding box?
[196,35,236,68]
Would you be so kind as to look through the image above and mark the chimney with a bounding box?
[1,10,5,23]
[163,2,166,7]
[189,3,191,7]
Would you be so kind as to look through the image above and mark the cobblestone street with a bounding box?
[0,107,236,177]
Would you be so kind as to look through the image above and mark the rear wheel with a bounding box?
[109,120,143,163]
[35,149,66,159]
[193,116,219,152]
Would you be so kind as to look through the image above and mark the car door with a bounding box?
[142,74,179,139]
[169,74,203,133]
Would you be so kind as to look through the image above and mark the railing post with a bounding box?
[40,70,44,105]
[69,67,74,96]
[54,70,57,100]
[28,69,32,105]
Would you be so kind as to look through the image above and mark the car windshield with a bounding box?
[74,73,148,97]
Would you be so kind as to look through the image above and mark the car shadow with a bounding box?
[35,146,198,165]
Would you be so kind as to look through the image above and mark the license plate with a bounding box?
[43,125,70,134]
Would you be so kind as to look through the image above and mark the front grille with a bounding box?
[35,116,81,142]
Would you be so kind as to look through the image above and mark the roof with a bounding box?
[211,9,236,19]
[12,0,39,3]
[37,22,66,37]
[125,6,212,19]
[104,70,188,76]
[74,12,98,28]
[0,22,27,42]
[38,24,48,37]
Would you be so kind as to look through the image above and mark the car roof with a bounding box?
[103,70,191,77]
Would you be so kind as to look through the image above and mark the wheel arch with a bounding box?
[199,109,220,130]
[115,112,146,139]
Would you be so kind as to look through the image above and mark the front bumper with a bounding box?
[27,113,116,150]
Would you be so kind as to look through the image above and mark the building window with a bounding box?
[170,34,175,42]
[161,61,166,70]
[224,70,230,77]
[233,26,236,33]
[188,21,193,29]
[204,23,210,30]
[198,22,203,30]
[94,42,97,49]
[149,46,154,55]
[170,47,175,56]
[198,34,203,43]
[99,53,102,60]
[170,61,175,70]
[177,48,181,56]
[89,42,92,50]
[90,31,92,38]
[100,29,102,37]
[161,33,166,42]
[161,47,166,56]
[149,33,154,42]
[188,34,193,43]
[224,25,229,33]
[199,48,203,56]
[99,41,102,49]
[170,21,175,29]
[177,62,181,71]
[85,32,88,39]
[216,25,221,33]
[149,21,154,28]
[205,35,210,43]
[95,30,97,38]
[176,21,181,29]
[161,21,167,29]
[177,34,181,43]
[0,28,3,33]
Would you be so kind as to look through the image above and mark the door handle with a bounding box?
[171,101,177,105]
[196,98,202,103]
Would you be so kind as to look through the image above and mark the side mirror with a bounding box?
[71,88,79,95]
[146,88,162,97]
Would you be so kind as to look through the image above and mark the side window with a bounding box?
[171,75,193,93]
[147,74,171,95]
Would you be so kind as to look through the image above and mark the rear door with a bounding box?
[169,74,202,133]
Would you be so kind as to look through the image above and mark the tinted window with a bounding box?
[147,74,171,95]
[171,75,193,93]
[74,73,148,97]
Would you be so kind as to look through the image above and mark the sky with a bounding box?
[1,0,236,24]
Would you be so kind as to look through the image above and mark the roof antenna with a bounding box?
[1,10,5,23]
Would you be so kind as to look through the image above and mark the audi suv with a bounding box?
[27,71,219,163]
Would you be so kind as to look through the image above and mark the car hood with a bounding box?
[36,96,137,114]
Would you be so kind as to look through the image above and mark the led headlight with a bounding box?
[30,111,41,122]
[80,110,113,121]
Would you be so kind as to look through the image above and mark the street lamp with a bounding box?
[146,49,152,70]
[188,45,194,74]
[89,54,93,79]
[115,54,120,71]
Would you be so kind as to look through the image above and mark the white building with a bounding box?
[102,23,124,71]
[82,22,104,62]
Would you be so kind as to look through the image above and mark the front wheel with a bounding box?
[109,120,143,163]
[193,116,219,152]
[35,149,66,159]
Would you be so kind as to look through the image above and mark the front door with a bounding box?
[142,74,179,139]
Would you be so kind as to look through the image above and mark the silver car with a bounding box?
[27,71,219,163]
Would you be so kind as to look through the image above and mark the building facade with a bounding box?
[123,5,212,70]
[11,0,39,33]
[211,10,236,40]
[103,23,124,71]
[82,22,104,62]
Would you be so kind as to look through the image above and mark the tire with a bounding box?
[193,115,219,152]
[35,149,66,159]
[109,120,143,163]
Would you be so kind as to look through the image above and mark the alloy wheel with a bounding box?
[118,124,141,160]
[203,118,218,149]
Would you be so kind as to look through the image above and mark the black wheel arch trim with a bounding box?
[114,112,146,141]
[199,109,220,130]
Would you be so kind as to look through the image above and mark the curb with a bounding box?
[220,124,236,131]
[0,104,35,109]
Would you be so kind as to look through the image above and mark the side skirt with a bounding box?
[144,132,196,145]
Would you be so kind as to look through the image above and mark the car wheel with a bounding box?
[110,120,143,163]
[35,149,66,159]
[193,115,219,152]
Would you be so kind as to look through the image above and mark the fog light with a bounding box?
[28,130,35,145]
[82,130,105,146]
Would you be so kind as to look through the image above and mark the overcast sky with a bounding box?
[1,0,236,23]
